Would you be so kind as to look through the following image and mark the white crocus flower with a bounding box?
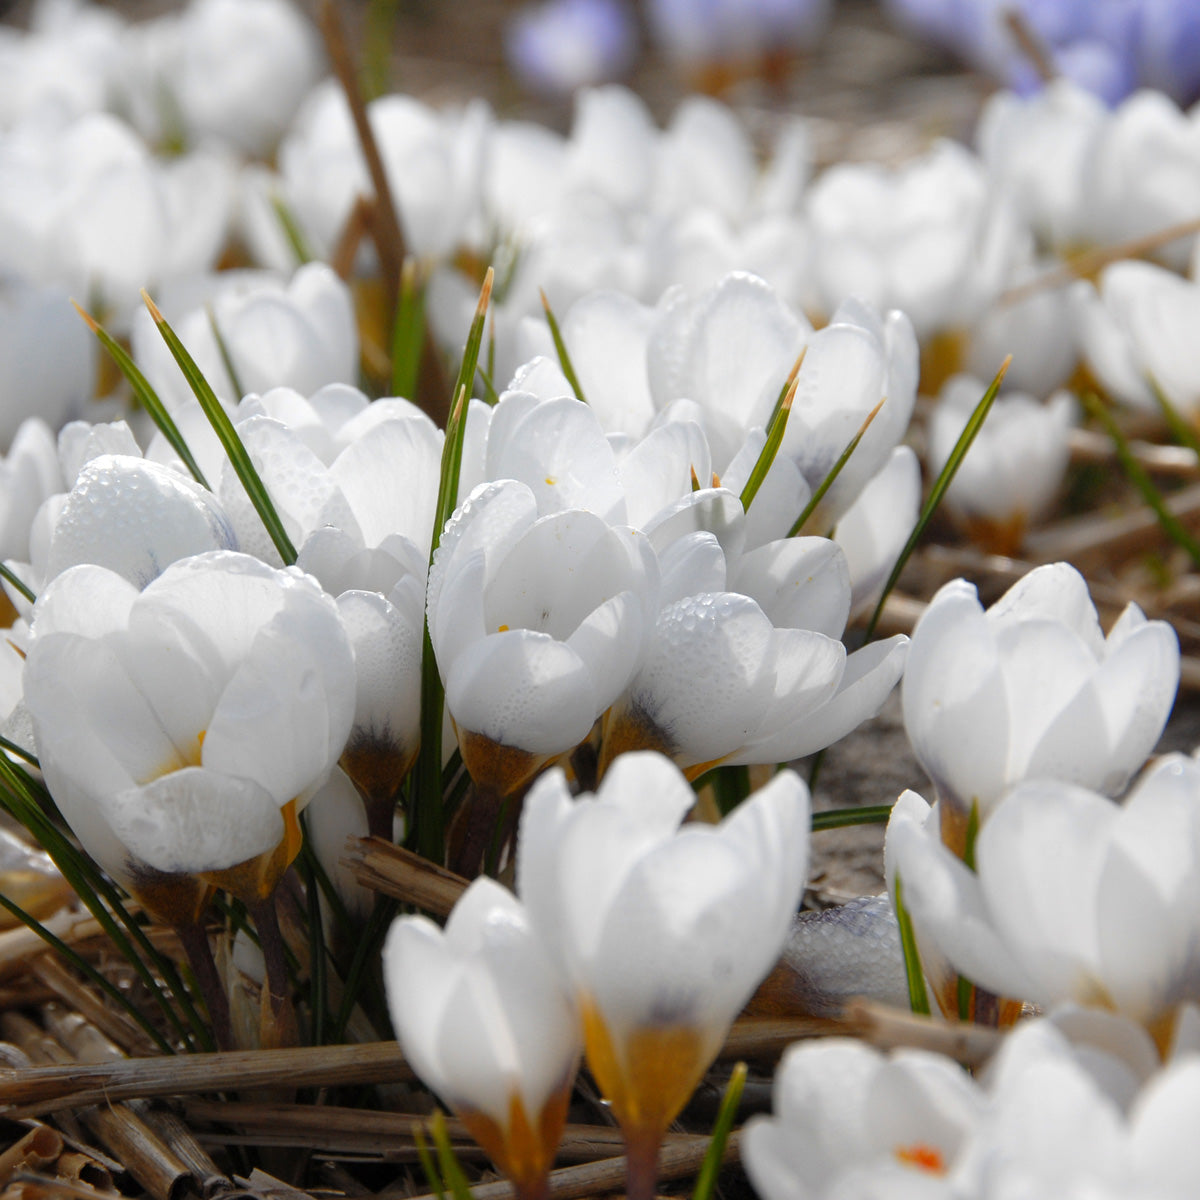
[1073,260,1200,416]
[23,550,355,923]
[601,515,907,775]
[805,139,1025,342]
[890,755,1200,1037]
[119,0,323,158]
[0,283,94,446]
[517,752,809,1198]
[743,1037,983,1199]
[976,79,1107,253]
[1078,89,1200,269]
[25,454,237,599]
[902,563,1179,840]
[0,418,63,568]
[428,478,658,800]
[130,265,358,411]
[833,444,921,618]
[384,878,581,1200]
[0,109,233,332]
[927,375,1077,555]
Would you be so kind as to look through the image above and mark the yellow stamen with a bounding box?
[894,1144,946,1174]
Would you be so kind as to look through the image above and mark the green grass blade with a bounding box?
[0,734,38,768]
[893,873,930,1016]
[1148,374,1200,462]
[206,304,246,402]
[411,269,494,862]
[692,1062,747,1200]
[864,357,1010,640]
[711,765,751,817]
[414,1125,447,1200]
[72,301,210,489]
[811,804,894,831]
[142,290,297,564]
[540,289,587,404]
[788,397,884,538]
[431,1110,476,1200]
[1086,391,1200,567]
[269,193,314,266]
[739,376,796,512]
[0,563,36,606]
[392,257,428,400]
[0,890,175,1054]
[362,0,399,100]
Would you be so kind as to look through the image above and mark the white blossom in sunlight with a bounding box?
[1073,259,1200,415]
[903,563,1178,825]
[889,754,1200,1034]
[927,375,1077,556]
[130,264,358,411]
[23,551,355,922]
[384,878,581,1200]
[518,752,808,1167]
[427,478,658,797]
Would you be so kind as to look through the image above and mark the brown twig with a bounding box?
[999,215,1200,307]
[30,960,158,1060]
[1,1042,413,1118]
[318,0,407,318]
[343,837,469,917]
[1,1013,194,1200]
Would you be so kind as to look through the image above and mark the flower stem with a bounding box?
[624,1131,661,1200]
[250,893,298,1048]
[176,921,232,1052]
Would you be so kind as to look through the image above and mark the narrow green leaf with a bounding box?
[692,1062,747,1200]
[0,734,38,768]
[540,289,587,404]
[391,257,428,400]
[362,0,400,100]
[711,765,751,817]
[810,804,894,831]
[0,563,36,606]
[476,363,500,407]
[0,889,175,1055]
[690,465,702,493]
[864,357,1010,640]
[431,1110,476,1200]
[740,376,796,512]
[72,301,210,489]
[1148,374,1200,462]
[269,193,314,266]
[142,290,297,564]
[206,304,246,402]
[893,874,930,1016]
[297,818,331,1047]
[962,800,981,872]
[414,1125,447,1200]
[411,269,494,862]
[1085,391,1200,568]
[788,397,885,538]
[333,893,397,1042]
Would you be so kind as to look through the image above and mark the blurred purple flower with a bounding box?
[884,0,1200,106]
[506,0,636,95]
[647,0,831,65]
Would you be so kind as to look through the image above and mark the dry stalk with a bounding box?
[0,913,108,983]
[2,1042,412,1118]
[31,962,158,1059]
[1024,482,1200,571]
[1,1013,194,1200]
[999,214,1200,307]
[0,1125,64,1187]
[317,1,406,315]
[181,1101,705,1164]
[343,838,469,916]
[1069,427,1199,476]
[403,1130,741,1200]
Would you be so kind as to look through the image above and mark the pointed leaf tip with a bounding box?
[70,299,100,333]
[142,289,165,324]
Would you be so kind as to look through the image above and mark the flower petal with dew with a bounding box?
[24,551,355,921]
